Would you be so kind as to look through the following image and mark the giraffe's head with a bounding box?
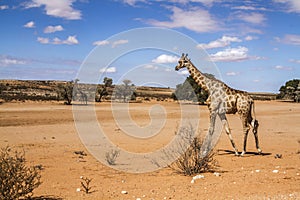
[175,53,190,71]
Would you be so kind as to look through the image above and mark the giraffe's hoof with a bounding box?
[257,149,262,155]
[234,152,240,156]
[240,151,246,156]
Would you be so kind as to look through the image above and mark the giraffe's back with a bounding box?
[235,91,253,115]
[224,88,253,115]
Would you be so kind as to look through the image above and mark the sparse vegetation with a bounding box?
[277,79,300,102]
[57,80,77,105]
[167,125,217,176]
[0,146,42,200]
[114,79,136,102]
[0,80,58,102]
[96,77,113,102]
[74,150,87,157]
[0,80,174,103]
[80,176,93,194]
[173,75,210,104]
[172,137,216,175]
[105,149,120,165]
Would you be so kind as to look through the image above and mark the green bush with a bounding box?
[172,75,210,104]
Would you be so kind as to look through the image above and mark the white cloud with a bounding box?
[280,34,300,45]
[232,5,267,11]
[147,6,220,33]
[244,35,258,41]
[237,26,264,35]
[168,0,220,6]
[93,40,110,46]
[274,65,293,70]
[0,55,28,67]
[122,0,146,6]
[24,0,81,20]
[64,35,79,45]
[152,54,179,64]
[144,64,159,70]
[44,25,64,33]
[273,0,300,13]
[37,37,50,44]
[197,36,241,49]
[210,46,249,62]
[93,39,128,47]
[177,69,189,75]
[24,21,35,28]
[37,35,79,45]
[123,0,219,6]
[52,37,62,44]
[99,67,117,73]
[237,12,266,25]
[112,39,128,48]
[0,5,9,10]
[289,59,300,64]
[165,68,172,72]
[226,71,239,76]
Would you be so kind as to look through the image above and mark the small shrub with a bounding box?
[74,150,87,157]
[105,149,120,165]
[0,146,42,199]
[80,176,93,194]
[168,125,217,176]
[172,137,216,176]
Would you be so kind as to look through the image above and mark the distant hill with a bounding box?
[0,80,62,101]
[0,79,277,102]
[0,80,174,102]
[248,92,277,101]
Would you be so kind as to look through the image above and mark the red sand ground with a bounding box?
[0,101,299,199]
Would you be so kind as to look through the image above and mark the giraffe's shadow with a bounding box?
[217,149,272,156]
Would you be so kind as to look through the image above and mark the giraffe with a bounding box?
[175,53,262,156]
[79,90,87,105]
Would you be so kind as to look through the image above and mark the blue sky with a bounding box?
[0,0,299,92]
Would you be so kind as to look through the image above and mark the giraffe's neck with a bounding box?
[186,62,213,93]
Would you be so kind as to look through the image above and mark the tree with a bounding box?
[173,75,211,104]
[114,79,136,102]
[57,80,78,105]
[0,83,5,95]
[278,79,300,101]
[96,77,113,102]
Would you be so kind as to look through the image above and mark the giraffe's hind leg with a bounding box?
[251,119,262,154]
[219,113,239,156]
[240,116,250,156]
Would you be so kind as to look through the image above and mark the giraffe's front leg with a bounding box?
[201,110,218,157]
[220,113,239,156]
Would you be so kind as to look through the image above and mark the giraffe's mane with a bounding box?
[189,59,247,93]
